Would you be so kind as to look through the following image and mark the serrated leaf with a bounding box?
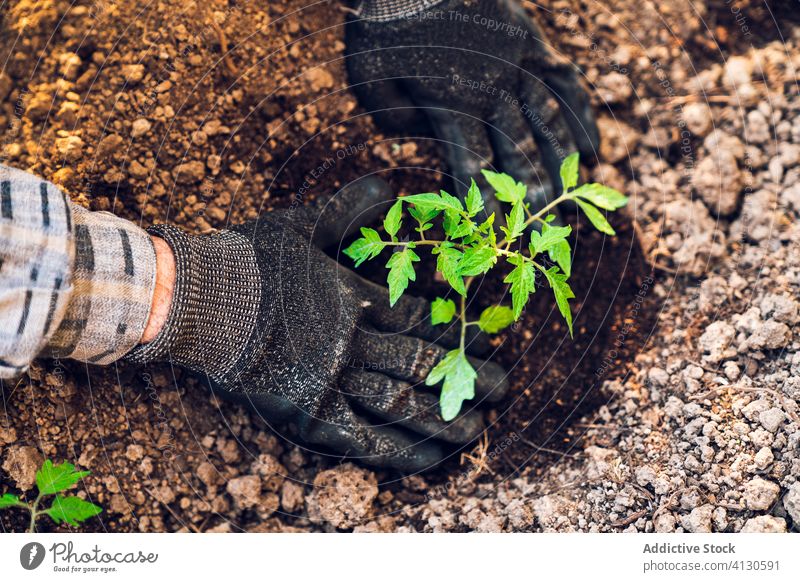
[529,223,572,255]
[44,495,102,527]
[573,183,628,210]
[36,460,90,496]
[435,247,466,296]
[478,305,516,333]
[465,179,484,217]
[383,199,403,238]
[0,493,23,508]
[426,349,477,421]
[576,199,616,235]
[386,248,420,306]
[481,170,526,203]
[443,210,461,238]
[408,205,440,224]
[404,192,462,214]
[343,227,384,267]
[503,257,536,318]
[431,297,456,325]
[560,152,580,191]
[503,201,526,241]
[549,238,572,277]
[458,246,497,277]
[544,266,576,337]
[451,218,476,239]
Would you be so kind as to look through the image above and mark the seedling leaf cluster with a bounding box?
[0,459,102,532]
[344,153,628,421]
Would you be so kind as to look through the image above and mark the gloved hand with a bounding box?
[345,0,599,216]
[126,178,508,472]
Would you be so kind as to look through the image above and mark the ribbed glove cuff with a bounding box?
[356,0,446,22]
[124,225,262,385]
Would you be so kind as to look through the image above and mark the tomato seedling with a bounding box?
[344,153,628,420]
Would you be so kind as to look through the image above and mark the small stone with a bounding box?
[131,118,152,138]
[654,512,676,533]
[681,504,713,532]
[647,367,670,388]
[306,463,378,529]
[748,321,791,351]
[55,136,84,162]
[59,53,82,80]
[692,150,742,216]
[2,445,42,491]
[598,117,639,164]
[698,321,736,362]
[280,480,305,512]
[635,465,657,486]
[743,477,780,510]
[753,447,774,470]
[196,462,219,488]
[595,72,631,104]
[96,133,123,160]
[759,408,785,433]
[121,64,145,84]
[306,67,334,92]
[173,161,205,184]
[683,102,712,136]
[125,444,144,461]
[227,475,262,509]
[740,515,787,533]
[722,56,753,88]
[250,454,286,493]
[783,482,800,523]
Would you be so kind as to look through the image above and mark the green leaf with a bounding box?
[408,205,440,224]
[576,199,616,235]
[450,218,476,239]
[442,210,461,238]
[44,495,102,527]
[343,227,384,267]
[435,247,466,296]
[560,152,580,192]
[426,349,477,421]
[503,257,536,318]
[431,297,457,325]
[465,179,484,217]
[0,493,24,508]
[478,305,516,333]
[544,266,576,337]
[530,223,572,255]
[573,183,628,210]
[36,460,90,496]
[481,170,526,203]
[457,246,497,277]
[549,238,572,277]
[386,248,420,307]
[383,199,403,238]
[502,201,526,241]
[404,192,463,214]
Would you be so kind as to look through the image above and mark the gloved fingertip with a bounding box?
[388,441,444,474]
[472,359,511,403]
[440,410,485,444]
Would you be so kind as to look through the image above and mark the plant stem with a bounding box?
[28,494,42,533]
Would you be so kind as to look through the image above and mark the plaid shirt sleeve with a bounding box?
[0,164,157,378]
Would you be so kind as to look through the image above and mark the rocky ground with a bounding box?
[1,0,800,532]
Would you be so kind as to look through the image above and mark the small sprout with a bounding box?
[343,153,628,419]
[0,459,101,532]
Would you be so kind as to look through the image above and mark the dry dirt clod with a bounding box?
[2,445,43,491]
[306,463,378,529]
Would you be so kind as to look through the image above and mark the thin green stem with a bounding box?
[28,494,42,533]
[458,293,467,352]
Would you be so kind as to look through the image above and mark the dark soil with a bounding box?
[0,0,781,532]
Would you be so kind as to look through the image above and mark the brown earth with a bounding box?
[0,0,796,532]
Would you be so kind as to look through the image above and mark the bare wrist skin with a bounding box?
[141,235,176,344]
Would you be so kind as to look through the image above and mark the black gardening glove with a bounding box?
[126,178,508,473]
[345,0,599,217]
